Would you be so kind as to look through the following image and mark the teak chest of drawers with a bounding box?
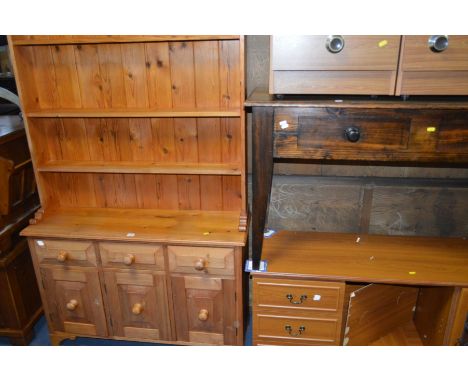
[9,35,248,345]
[270,35,468,96]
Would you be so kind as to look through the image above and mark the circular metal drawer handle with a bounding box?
[132,303,144,315]
[326,35,345,53]
[57,250,69,262]
[66,299,78,311]
[428,35,449,52]
[284,325,306,337]
[345,127,361,142]
[123,254,135,265]
[198,309,209,321]
[286,293,308,304]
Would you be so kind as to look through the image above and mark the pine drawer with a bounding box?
[98,242,164,270]
[32,238,97,267]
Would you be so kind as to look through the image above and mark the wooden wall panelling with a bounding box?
[121,43,149,109]
[51,45,82,108]
[169,41,196,108]
[74,44,103,109]
[145,42,172,109]
[97,44,127,109]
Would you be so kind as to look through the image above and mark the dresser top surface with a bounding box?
[245,88,468,109]
[21,208,247,247]
[257,231,468,287]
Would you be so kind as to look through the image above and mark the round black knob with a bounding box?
[428,35,449,53]
[326,35,345,53]
[345,127,361,142]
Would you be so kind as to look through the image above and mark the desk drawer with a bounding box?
[168,246,234,276]
[32,239,96,267]
[99,242,164,270]
[254,313,341,345]
[254,277,344,313]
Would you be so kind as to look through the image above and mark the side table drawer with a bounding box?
[254,313,341,345]
[254,277,344,313]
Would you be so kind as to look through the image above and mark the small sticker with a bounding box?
[203,231,211,236]
[264,229,276,238]
[426,126,437,133]
[279,120,289,129]
[36,240,45,247]
[334,99,343,103]
[378,40,388,48]
[313,295,321,301]
[356,237,361,243]
[409,271,416,275]
[126,232,136,238]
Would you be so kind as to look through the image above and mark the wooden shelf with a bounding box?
[261,231,468,287]
[26,109,241,118]
[21,208,246,246]
[37,161,242,175]
[12,35,240,46]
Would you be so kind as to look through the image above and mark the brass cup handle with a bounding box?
[284,325,306,337]
[428,35,449,52]
[66,299,78,311]
[57,250,69,262]
[132,303,144,315]
[194,258,206,271]
[286,293,307,304]
[123,254,135,265]
[326,35,345,53]
[198,309,209,321]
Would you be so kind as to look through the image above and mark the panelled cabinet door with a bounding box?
[41,267,107,337]
[171,275,237,345]
[103,271,171,341]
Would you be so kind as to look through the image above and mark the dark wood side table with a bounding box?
[245,88,468,271]
[0,115,41,345]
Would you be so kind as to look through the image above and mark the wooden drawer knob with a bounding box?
[194,258,206,271]
[57,250,69,262]
[123,254,135,265]
[66,299,78,311]
[198,309,209,321]
[132,303,144,315]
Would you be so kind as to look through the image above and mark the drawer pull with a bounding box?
[194,258,206,271]
[57,250,69,262]
[326,35,344,53]
[284,325,306,337]
[344,127,361,142]
[66,299,78,311]
[132,303,144,315]
[428,35,449,53]
[286,293,307,304]
[123,254,135,265]
[198,309,209,321]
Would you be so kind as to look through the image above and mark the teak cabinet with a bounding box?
[9,35,248,345]
[270,35,468,96]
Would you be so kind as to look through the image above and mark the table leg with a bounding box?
[251,107,274,270]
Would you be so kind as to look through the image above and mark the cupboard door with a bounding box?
[42,267,107,337]
[103,270,171,341]
[171,275,237,345]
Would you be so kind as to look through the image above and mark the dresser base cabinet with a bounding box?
[28,237,246,345]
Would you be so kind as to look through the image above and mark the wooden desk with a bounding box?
[245,89,468,270]
[245,89,468,345]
